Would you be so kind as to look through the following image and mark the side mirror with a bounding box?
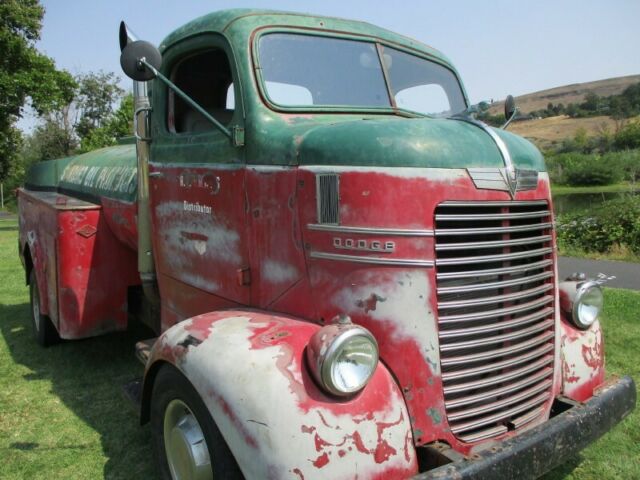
[120,40,162,81]
[502,95,518,129]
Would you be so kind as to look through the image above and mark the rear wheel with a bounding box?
[29,270,59,347]
[151,364,243,480]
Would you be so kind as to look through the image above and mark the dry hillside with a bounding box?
[507,115,627,150]
[488,74,640,115]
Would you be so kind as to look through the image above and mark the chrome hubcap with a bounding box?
[164,399,212,480]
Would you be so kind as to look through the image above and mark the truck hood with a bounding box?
[295,117,545,171]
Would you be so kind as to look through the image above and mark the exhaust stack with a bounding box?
[120,22,160,324]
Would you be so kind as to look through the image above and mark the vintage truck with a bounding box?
[17,8,635,480]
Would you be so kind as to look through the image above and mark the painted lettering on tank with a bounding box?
[61,164,137,194]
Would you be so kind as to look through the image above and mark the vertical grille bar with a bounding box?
[434,200,555,443]
[316,174,340,224]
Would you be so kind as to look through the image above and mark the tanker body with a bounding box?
[17,9,635,480]
[18,142,141,341]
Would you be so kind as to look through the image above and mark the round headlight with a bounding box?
[573,281,603,329]
[307,322,379,397]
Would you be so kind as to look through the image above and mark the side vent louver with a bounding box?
[316,174,339,224]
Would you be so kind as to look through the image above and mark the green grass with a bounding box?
[543,288,640,479]
[551,183,637,195]
[0,216,638,478]
[558,244,640,264]
[0,217,157,479]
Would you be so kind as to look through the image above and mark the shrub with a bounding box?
[545,151,632,186]
[614,120,640,150]
[556,195,640,254]
[562,155,621,186]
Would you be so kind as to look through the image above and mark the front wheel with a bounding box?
[151,364,243,480]
[29,270,59,347]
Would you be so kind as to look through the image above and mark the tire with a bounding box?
[29,270,59,347]
[151,364,243,480]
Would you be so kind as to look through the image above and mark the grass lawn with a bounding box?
[0,216,638,479]
[0,217,157,479]
[551,183,637,195]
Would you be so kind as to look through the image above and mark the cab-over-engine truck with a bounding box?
[17,9,635,480]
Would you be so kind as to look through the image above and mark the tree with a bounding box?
[79,93,133,152]
[30,117,77,160]
[75,71,125,139]
[0,0,76,180]
[582,92,600,112]
[32,71,127,158]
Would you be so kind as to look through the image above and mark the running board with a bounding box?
[135,338,157,365]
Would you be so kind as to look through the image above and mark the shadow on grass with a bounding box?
[0,302,158,479]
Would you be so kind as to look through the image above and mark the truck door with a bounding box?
[149,35,249,326]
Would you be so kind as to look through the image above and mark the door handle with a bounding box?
[149,171,164,178]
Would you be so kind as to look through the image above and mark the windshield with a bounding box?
[257,33,467,116]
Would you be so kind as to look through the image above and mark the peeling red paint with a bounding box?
[373,440,396,463]
[582,341,602,369]
[356,293,385,313]
[311,452,330,468]
[18,189,138,339]
[180,230,209,242]
[351,431,370,455]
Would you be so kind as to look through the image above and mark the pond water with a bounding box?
[552,190,639,215]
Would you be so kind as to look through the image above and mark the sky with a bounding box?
[19,0,640,130]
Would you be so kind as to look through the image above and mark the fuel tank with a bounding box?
[24,139,139,250]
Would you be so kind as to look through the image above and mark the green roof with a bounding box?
[159,9,452,66]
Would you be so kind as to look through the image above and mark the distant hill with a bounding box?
[507,115,624,150]
[486,74,640,150]
[488,74,640,115]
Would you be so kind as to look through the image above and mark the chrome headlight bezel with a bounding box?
[572,280,604,329]
[306,322,379,397]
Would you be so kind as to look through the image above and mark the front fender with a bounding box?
[143,309,418,480]
[560,319,605,402]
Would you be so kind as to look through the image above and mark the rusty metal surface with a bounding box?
[412,376,636,480]
[18,188,140,339]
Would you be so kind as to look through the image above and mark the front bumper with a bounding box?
[415,376,636,480]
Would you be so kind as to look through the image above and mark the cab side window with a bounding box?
[168,49,234,133]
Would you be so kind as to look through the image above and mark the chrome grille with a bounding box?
[434,200,555,443]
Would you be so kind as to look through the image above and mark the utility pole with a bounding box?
[1,183,3,210]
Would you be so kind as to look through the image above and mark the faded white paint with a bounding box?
[562,321,603,394]
[155,201,241,264]
[261,259,299,284]
[162,315,415,480]
[332,270,440,374]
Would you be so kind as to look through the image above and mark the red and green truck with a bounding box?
[17,9,635,480]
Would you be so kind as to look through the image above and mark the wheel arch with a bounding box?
[141,309,418,479]
[140,358,168,425]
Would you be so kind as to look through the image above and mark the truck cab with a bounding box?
[18,9,635,480]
